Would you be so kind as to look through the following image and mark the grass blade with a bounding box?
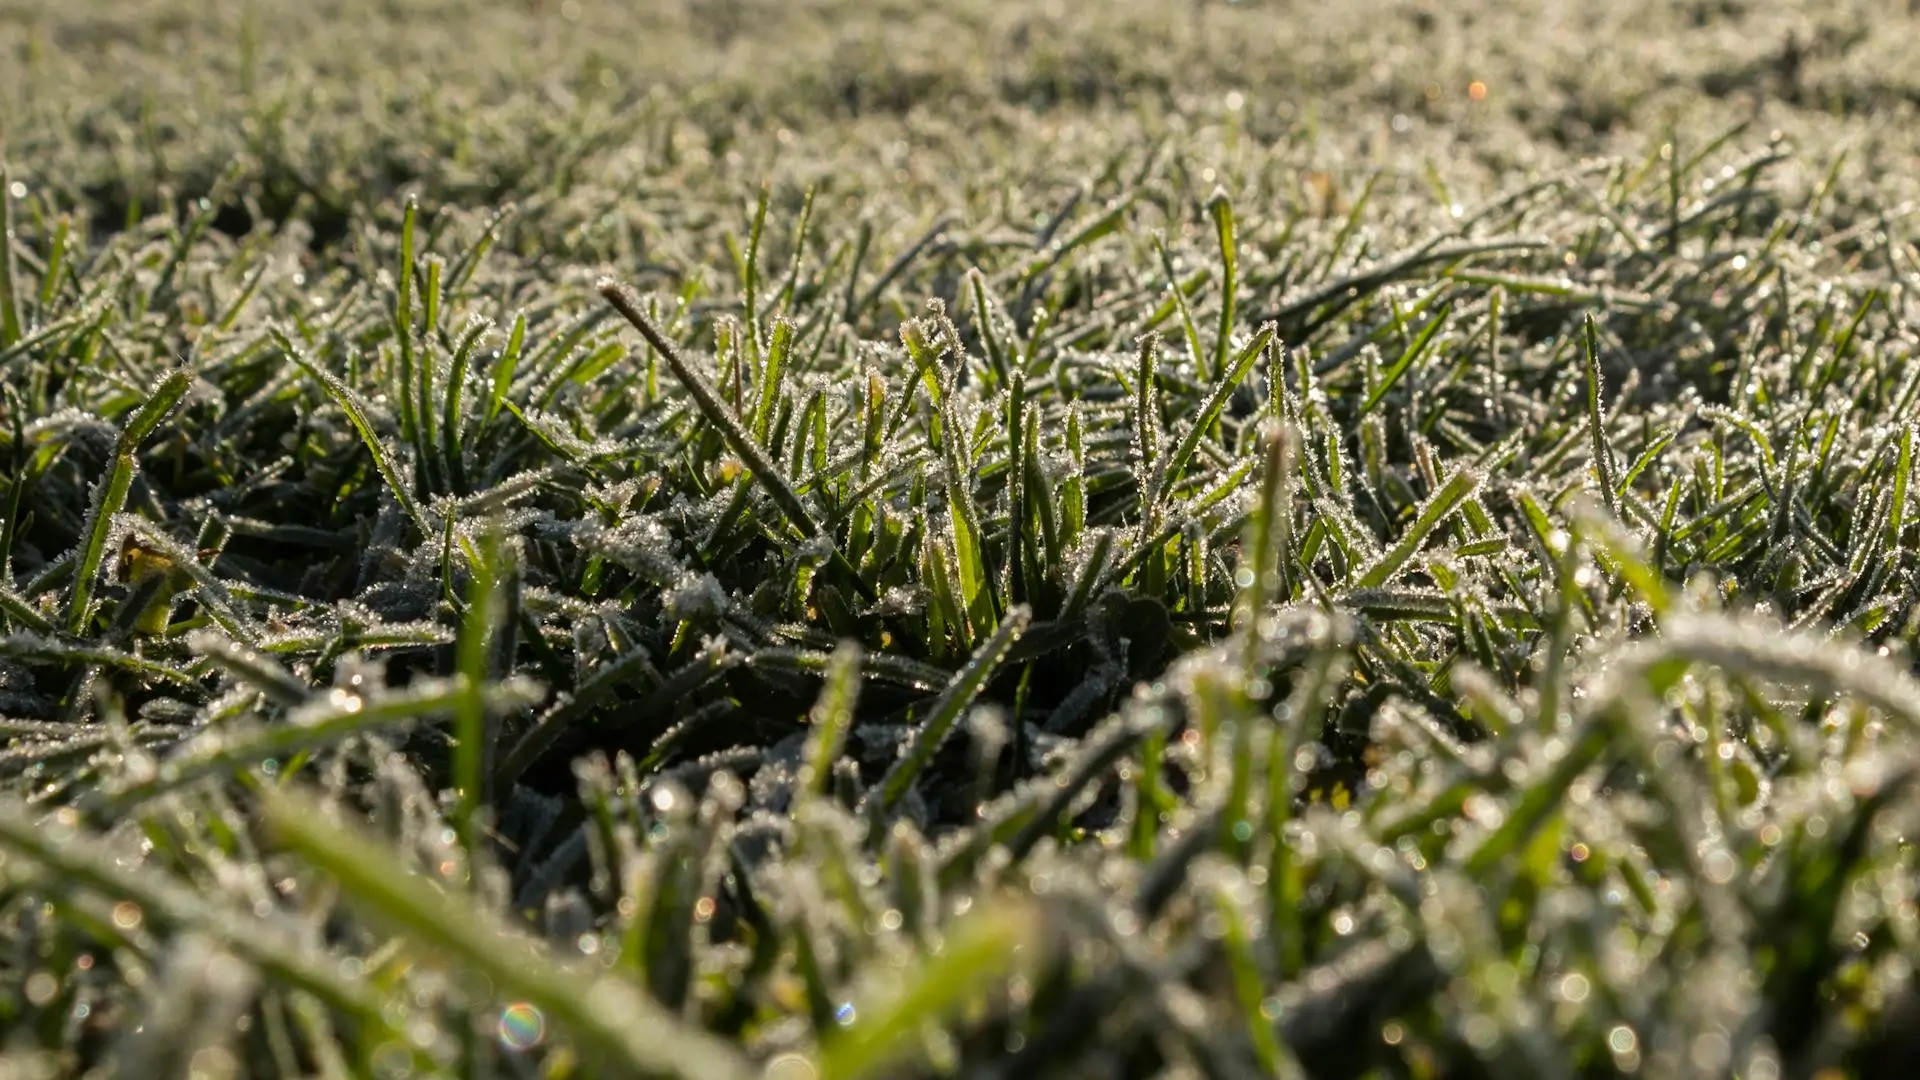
[66,367,192,634]
[274,327,428,535]
[1355,467,1479,589]
[875,605,1030,813]
[260,791,757,1080]
[816,900,1045,1080]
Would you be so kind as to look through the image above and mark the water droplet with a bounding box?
[497,1003,545,1050]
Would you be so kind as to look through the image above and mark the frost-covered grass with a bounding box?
[4,1,1920,1077]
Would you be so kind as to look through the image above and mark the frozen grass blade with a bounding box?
[65,366,192,634]
[1359,302,1449,417]
[274,327,428,534]
[451,528,506,853]
[1208,189,1239,382]
[601,282,832,552]
[261,791,758,1080]
[98,674,544,811]
[875,605,1029,813]
[1235,423,1297,665]
[799,641,863,803]
[816,899,1045,1080]
[1355,466,1479,589]
[1583,313,1620,517]
[1154,323,1275,507]
[0,164,21,348]
[0,799,375,1020]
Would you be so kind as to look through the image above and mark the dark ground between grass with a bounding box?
[5,1,1920,1077]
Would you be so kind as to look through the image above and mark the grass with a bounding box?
[4,0,1920,1076]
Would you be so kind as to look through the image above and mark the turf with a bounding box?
[4,1,1920,1076]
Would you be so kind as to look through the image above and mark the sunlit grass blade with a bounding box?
[799,642,863,803]
[1208,188,1239,382]
[816,899,1046,1080]
[1358,302,1450,417]
[1582,313,1620,516]
[0,798,375,1019]
[875,605,1030,813]
[65,367,193,634]
[98,675,543,811]
[1154,323,1275,507]
[1355,467,1479,589]
[273,327,428,535]
[0,165,22,348]
[260,791,757,1080]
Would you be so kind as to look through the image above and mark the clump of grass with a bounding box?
[3,2,1920,1078]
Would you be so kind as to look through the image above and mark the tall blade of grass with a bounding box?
[37,213,70,314]
[2,386,29,585]
[1154,323,1275,507]
[260,791,757,1080]
[0,165,21,348]
[849,214,955,323]
[443,203,513,296]
[392,198,420,447]
[1359,303,1450,417]
[1132,332,1163,521]
[875,605,1030,813]
[742,183,769,361]
[1153,235,1210,382]
[1061,405,1087,552]
[1888,424,1913,552]
[0,799,377,1019]
[1213,885,1294,1076]
[1236,423,1297,667]
[273,328,428,535]
[967,267,1012,385]
[1005,368,1030,603]
[440,315,490,493]
[776,186,817,313]
[798,642,862,804]
[483,311,527,428]
[66,367,192,634]
[452,528,506,857]
[752,317,794,444]
[415,255,444,487]
[815,900,1044,1080]
[1209,189,1239,382]
[1583,313,1620,517]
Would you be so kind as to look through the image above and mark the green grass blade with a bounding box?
[1359,302,1450,417]
[261,791,758,1080]
[274,327,428,535]
[1208,188,1238,382]
[816,900,1045,1080]
[452,528,506,854]
[0,164,22,348]
[1583,313,1620,516]
[875,605,1029,813]
[1355,466,1479,589]
[600,281,824,543]
[1155,323,1275,507]
[66,366,192,634]
[799,642,863,802]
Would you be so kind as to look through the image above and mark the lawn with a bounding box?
[3,1,1920,1076]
